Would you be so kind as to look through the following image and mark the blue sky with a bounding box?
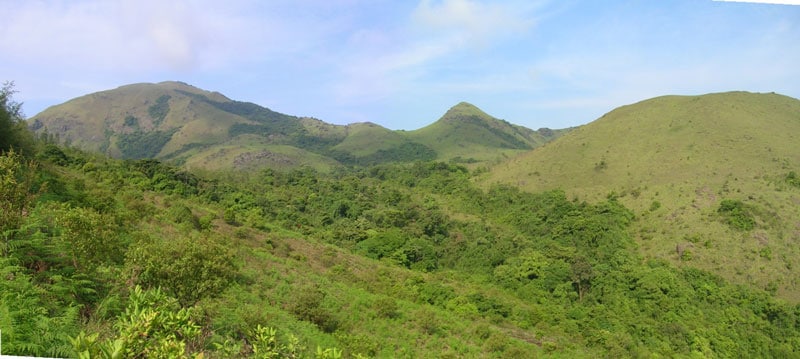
[1,0,798,130]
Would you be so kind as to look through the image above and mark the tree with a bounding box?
[571,256,594,301]
[0,81,34,154]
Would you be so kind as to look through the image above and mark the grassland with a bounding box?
[485,91,800,300]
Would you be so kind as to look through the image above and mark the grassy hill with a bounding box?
[408,102,568,163]
[485,91,800,300]
[29,83,565,169]
[29,81,303,163]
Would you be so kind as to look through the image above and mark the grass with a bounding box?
[331,122,408,157]
[485,91,800,301]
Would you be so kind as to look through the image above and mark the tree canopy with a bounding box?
[0,82,34,154]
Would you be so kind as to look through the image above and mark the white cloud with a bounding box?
[0,0,267,73]
[331,0,541,104]
[412,0,535,49]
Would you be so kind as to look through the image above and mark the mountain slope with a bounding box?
[408,102,567,163]
[29,83,565,169]
[29,81,304,163]
[486,91,800,300]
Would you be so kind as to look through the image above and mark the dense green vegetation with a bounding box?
[117,128,178,159]
[0,82,34,154]
[178,89,305,138]
[717,199,756,231]
[6,86,800,357]
[147,94,171,125]
[3,134,800,357]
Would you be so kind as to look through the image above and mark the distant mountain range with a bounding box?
[28,81,566,170]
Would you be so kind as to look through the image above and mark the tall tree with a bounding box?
[0,81,33,154]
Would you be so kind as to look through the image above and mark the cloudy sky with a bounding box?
[1,0,798,130]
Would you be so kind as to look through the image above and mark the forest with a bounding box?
[3,85,800,358]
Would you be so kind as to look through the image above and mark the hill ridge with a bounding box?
[28,82,564,169]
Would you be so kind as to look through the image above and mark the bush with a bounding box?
[373,297,400,319]
[786,171,800,188]
[72,286,201,359]
[717,199,755,231]
[288,285,339,333]
[124,233,238,305]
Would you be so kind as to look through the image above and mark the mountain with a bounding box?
[28,82,565,169]
[408,102,568,163]
[485,91,800,300]
[28,81,338,170]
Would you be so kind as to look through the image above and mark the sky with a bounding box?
[1,0,799,130]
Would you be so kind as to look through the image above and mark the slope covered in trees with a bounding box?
[2,136,800,357]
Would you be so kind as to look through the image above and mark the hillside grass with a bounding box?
[331,123,408,157]
[485,91,800,300]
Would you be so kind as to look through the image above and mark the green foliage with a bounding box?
[123,115,138,128]
[124,233,237,305]
[54,203,123,270]
[0,81,35,155]
[0,149,36,235]
[786,171,800,188]
[4,131,800,358]
[351,141,437,165]
[288,285,339,333]
[130,159,199,195]
[117,129,177,159]
[249,324,303,359]
[373,297,400,319]
[167,204,202,230]
[718,199,756,231]
[649,200,661,212]
[0,260,80,357]
[148,94,171,125]
[39,143,71,165]
[72,286,201,359]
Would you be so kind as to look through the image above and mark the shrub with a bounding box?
[288,285,339,333]
[717,199,755,231]
[71,286,201,359]
[786,171,800,188]
[649,200,661,212]
[124,233,238,305]
[373,297,400,319]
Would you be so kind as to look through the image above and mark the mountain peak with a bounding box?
[441,102,491,122]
